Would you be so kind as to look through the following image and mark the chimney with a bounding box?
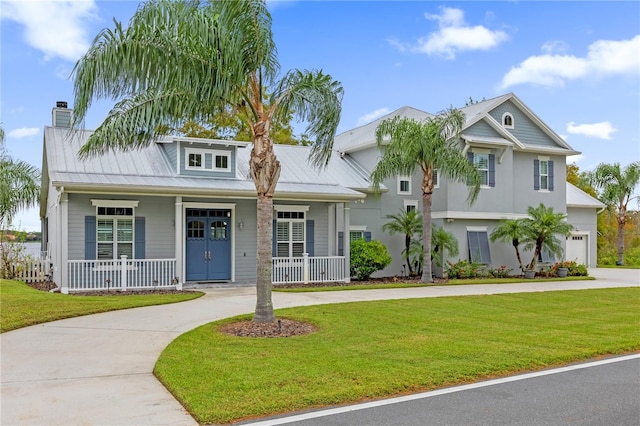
[52,101,72,128]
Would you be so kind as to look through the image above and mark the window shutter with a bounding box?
[306,220,315,256]
[364,231,372,242]
[548,160,554,191]
[272,220,277,256]
[85,216,96,260]
[488,154,496,187]
[135,217,145,259]
[338,231,344,256]
[533,159,540,190]
[467,152,474,185]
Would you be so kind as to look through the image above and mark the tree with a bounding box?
[0,125,40,228]
[490,218,527,272]
[71,0,343,322]
[521,204,574,271]
[431,225,459,266]
[371,109,480,283]
[566,163,597,197]
[589,162,640,265]
[382,209,422,276]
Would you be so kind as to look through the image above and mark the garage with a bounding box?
[566,234,588,265]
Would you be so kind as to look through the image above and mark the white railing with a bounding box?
[66,256,177,293]
[9,258,52,283]
[272,254,346,284]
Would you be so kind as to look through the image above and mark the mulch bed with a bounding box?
[219,318,318,338]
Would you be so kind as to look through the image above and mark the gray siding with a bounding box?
[178,142,236,178]
[567,207,599,267]
[489,100,558,147]
[465,119,503,139]
[161,143,178,172]
[513,153,566,215]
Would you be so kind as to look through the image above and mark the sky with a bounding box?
[1,0,639,231]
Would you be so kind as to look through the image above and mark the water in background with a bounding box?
[19,241,44,258]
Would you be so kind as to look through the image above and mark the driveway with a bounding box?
[1,269,638,425]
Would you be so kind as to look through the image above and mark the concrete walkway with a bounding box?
[1,268,638,425]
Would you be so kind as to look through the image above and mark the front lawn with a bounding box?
[0,279,203,333]
[155,288,640,424]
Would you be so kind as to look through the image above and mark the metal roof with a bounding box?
[43,126,367,200]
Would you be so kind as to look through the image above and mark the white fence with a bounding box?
[8,258,52,283]
[66,256,177,293]
[272,254,346,284]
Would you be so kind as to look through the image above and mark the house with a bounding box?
[40,93,602,292]
[332,93,602,275]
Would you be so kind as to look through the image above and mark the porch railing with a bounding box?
[272,254,346,284]
[66,256,177,293]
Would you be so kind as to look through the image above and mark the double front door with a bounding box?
[186,209,231,281]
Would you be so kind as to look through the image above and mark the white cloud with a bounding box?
[501,35,640,88]
[567,154,584,163]
[7,128,39,139]
[395,7,508,60]
[541,40,569,55]
[567,121,618,140]
[1,0,98,61]
[357,108,391,126]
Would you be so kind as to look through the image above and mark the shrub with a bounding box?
[445,260,486,279]
[0,231,33,279]
[488,265,512,278]
[350,239,392,281]
[550,260,588,277]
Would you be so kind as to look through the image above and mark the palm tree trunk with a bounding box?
[250,122,280,323]
[421,191,433,283]
[513,241,525,272]
[405,234,414,275]
[616,216,625,265]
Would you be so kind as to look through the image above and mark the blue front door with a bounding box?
[186,210,231,281]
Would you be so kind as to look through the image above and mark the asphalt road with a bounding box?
[246,355,640,426]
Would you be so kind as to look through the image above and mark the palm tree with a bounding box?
[382,209,422,276]
[521,204,574,271]
[490,218,527,272]
[431,225,459,266]
[589,162,640,265]
[71,0,343,323]
[371,109,481,282]
[0,125,40,228]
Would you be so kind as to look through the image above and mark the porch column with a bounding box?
[328,204,336,256]
[343,202,350,283]
[60,192,69,294]
[174,196,183,290]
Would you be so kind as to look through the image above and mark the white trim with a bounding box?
[91,199,139,208]
[433,169,440,189]
[466,226,488,232]
[397,175,412,195]
[471,147,490,155]
[185,148,206,170]
[537,155,550,161]
[184,147,231,172]
[502,112,514,129]
[432,211,529,220]
[211,149,231,172]
[404,199,418,212]
[274,204,310,212]
[350,225,368,231]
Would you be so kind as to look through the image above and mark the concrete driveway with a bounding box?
[1,268,638,425]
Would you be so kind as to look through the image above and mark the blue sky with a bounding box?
[2,0,639,231]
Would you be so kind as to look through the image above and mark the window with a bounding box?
[185,148,231,172]
[349,226,370,242]
[467,229,491,264]
[432,169,439,189]
[397,176,411,195]
[468,151,495,188]
[96,206,134,260]
[502,112,514,128]
[534,158,554,191]
[404,200,418,213]
[276,211,305,257]
[350,231,364,242]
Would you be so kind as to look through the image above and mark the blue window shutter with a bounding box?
[338,231,344,256]
[135,217,145,259]
[85,216,96,260]
[467,231,491,264]
[306,220,315,256]
[548,160,554,191]
[364,231,372,242]
[534,159,540,190]
[272,220,277,256]
[488,154,496,187]
[467,152,474,185]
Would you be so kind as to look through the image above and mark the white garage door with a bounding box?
[566,234,588,265]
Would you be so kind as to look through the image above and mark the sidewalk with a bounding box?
[1,269,638,425]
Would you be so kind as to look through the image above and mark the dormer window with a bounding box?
[188,152,203,169]
[502,112,514,129]
[185,147,231,172]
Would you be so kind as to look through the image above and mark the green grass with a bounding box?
[597,264,640,269]
[0,279,203,333]
[274,275,595,292]
[155,288,640,424]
